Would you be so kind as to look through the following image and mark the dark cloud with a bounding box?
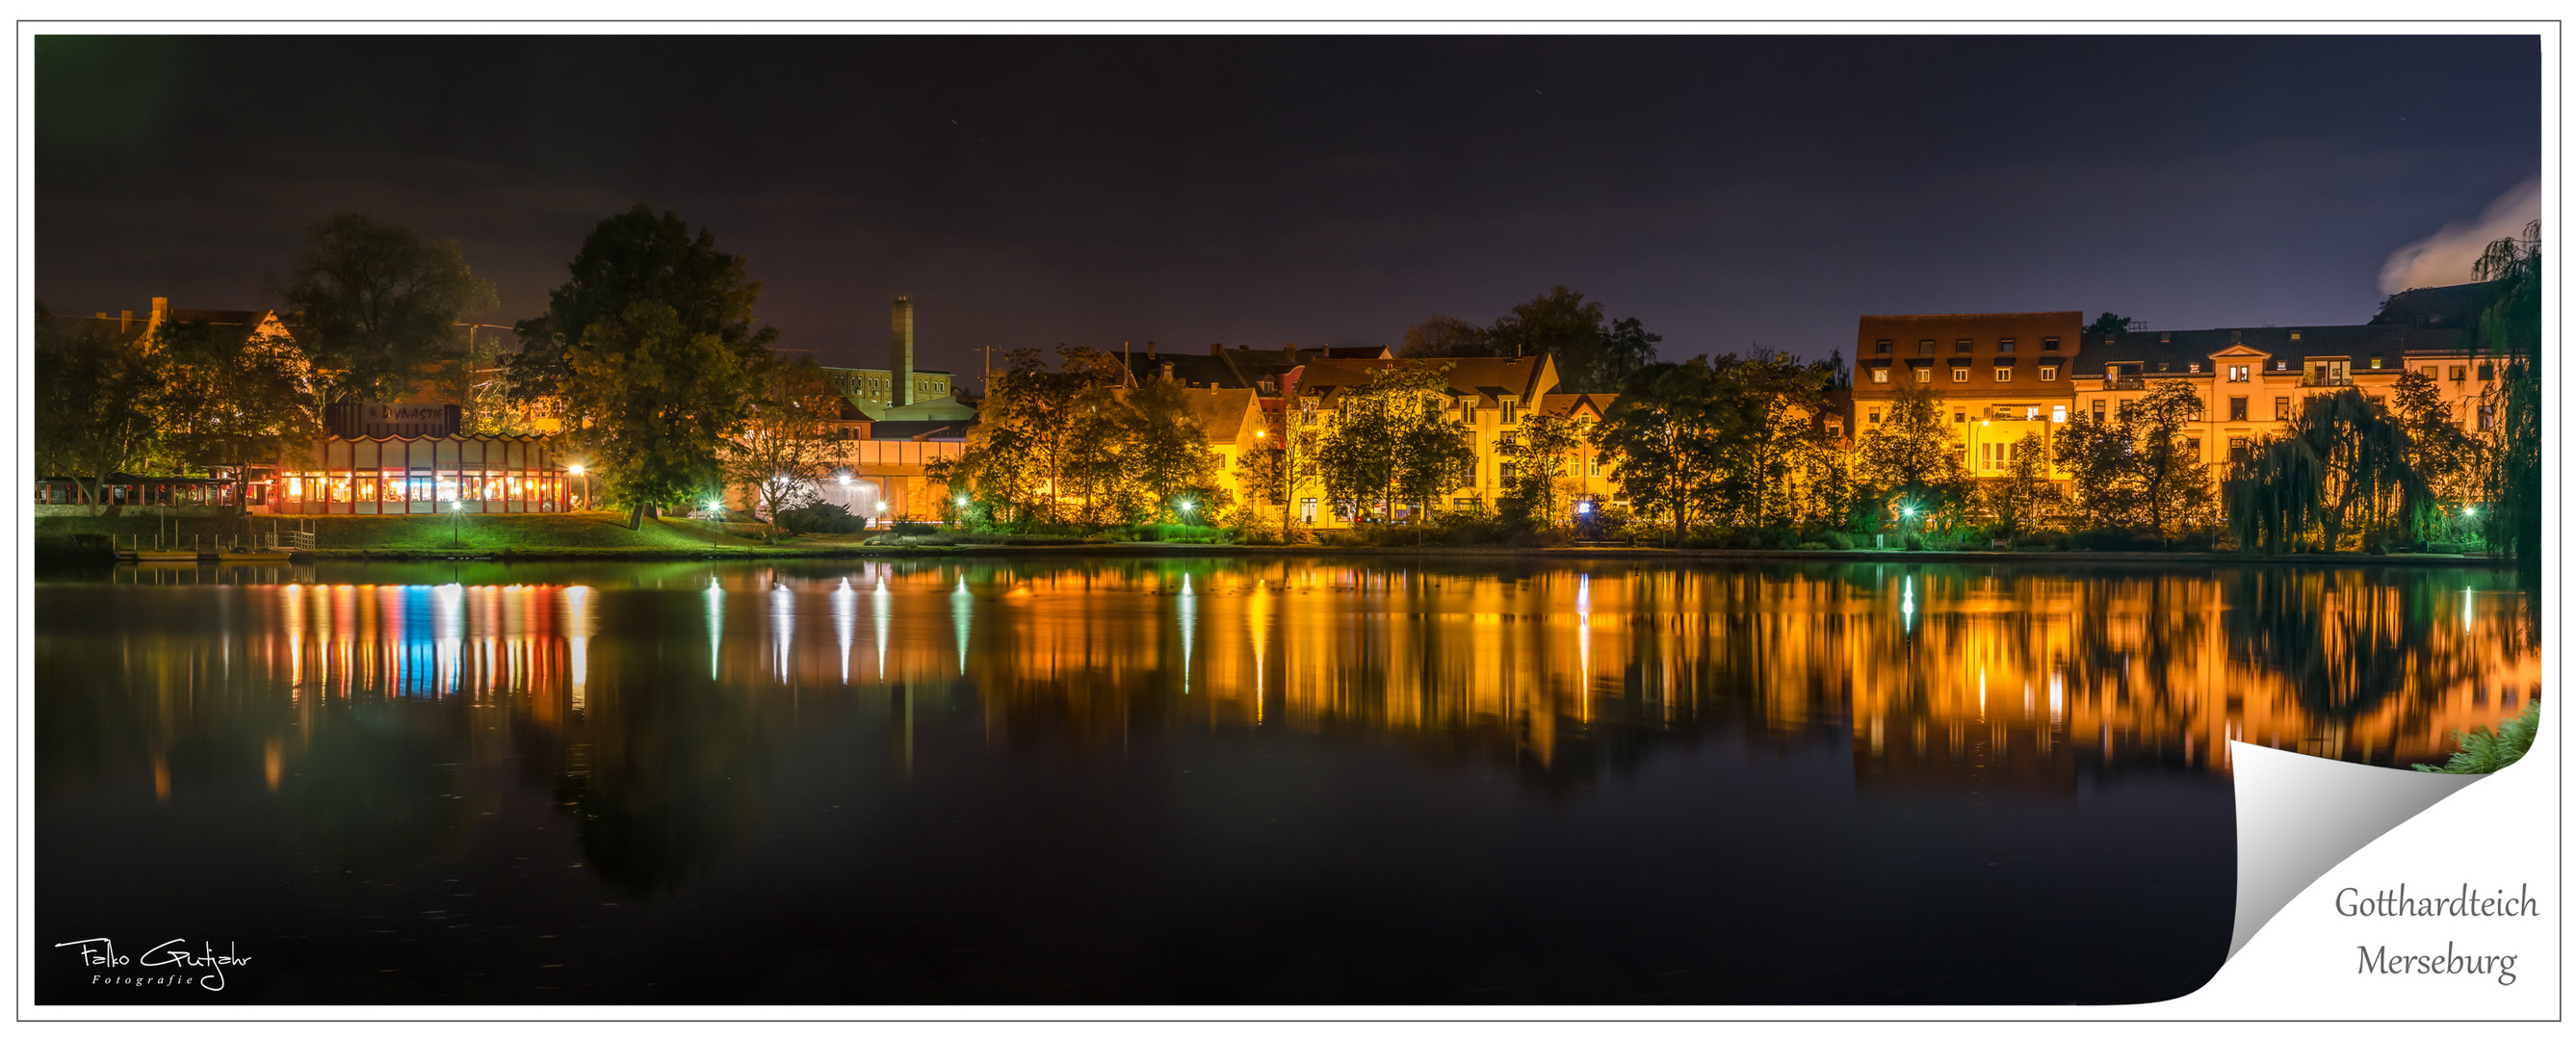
[35,34,2540,379]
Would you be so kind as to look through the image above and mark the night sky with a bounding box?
[35,34,2541,383]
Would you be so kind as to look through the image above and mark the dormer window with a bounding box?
[1875,339,1892,354]
[2042,337,2060,351]
[1954,339,1974,354]
[1998,338,2016,352]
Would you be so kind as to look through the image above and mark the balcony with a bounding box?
[2105,377,2145,391]
[2300,373,2355,388]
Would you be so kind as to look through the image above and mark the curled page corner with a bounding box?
[2227,741,2485,959]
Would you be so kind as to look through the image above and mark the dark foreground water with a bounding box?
[35,558,2537,1004]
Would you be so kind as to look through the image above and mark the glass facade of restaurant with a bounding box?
[274,435,566,515]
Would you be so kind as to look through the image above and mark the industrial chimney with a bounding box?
[890,296,916,407]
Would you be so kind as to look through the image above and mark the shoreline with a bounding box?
[99,542,2519,568]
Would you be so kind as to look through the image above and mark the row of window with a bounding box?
[1869,365,2060,384]
[1872,337,2062,355]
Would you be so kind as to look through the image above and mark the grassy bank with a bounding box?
[29,512,2513,566]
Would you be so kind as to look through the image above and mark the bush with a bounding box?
[1903,533,1923,551]
[774,501,867,535]
[1818,531,1857,551]
[2069,528,2163,552]
[892,520,940,535]
[2414,700,2541,774]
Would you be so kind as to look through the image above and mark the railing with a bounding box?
[2300,373,2355,387]
[2106,377,2145,390]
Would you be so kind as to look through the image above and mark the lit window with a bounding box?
[2479,404,2495,431]
[1994,367,2013,382]
[1913,368,1931,383]
[2451,366,2467,381]
[2188,363,2201,374]
[1951,367,1968,382]
[2227,365,2248,382]
[1871,368,1889,383]
[2051,405,2067,423]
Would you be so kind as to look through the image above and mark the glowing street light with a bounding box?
[1178,500,1196,523]
[705,499,725,550]
[567,463,588,510]
[451,500,465,548]
[2464,506,2479,518]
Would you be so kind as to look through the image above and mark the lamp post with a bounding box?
[1899,503,1915,549]
[451,500,463,549]
[1178,499,1195,527]
[705,499,726,551]
[568,464,586,511]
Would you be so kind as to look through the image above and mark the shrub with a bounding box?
[892,520,939,535]
[2414,700,2541,774]
[775,502,867,535]
[2069,528,2163,552]
[1818,531,1857,551]
[1902,533,1923,551]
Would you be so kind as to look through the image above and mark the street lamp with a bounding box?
[567,463,587,511]
[705,499,725,550]
[451,500,464,548]
[1178,499,1196,525]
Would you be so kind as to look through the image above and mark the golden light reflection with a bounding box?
[45,560,2540,812]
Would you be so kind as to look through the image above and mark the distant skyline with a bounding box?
[36,33,2540,382]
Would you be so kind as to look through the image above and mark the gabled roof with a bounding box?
[2371,282,2493,329]
[1291,355,1556,406]
[869,420,976,441]
[1539,392,1616,419]
[1177,386,1263,447]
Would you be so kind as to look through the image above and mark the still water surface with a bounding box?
[36,558,2537,1003]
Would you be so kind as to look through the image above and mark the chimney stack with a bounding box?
[119,309,134,334]
[151,298,169,326]
[890,296,915,407]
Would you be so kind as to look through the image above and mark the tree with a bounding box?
[724,356,846,523]
[1119,377,1228,524]
[152,316,322,510]
[1308,361,1471,525]
[1978,432,2058,540]
[2472,219,2540,579]
[275,213,497,403]
[2052,380,2214,538]
[1594,358,1740,541]
[2387,368,2485,508]
[1701,351,1843,529]
[1854,386,1971,519]
[508,204,778,409]
[943,346,1127,528]
[1398,315,1490,358]
[1400,287,1661,392]
[34,306,169,515]
[2225,390,2428,553]
[2085,312,2134,335]
[1499,410,1585,530]
[1491,286,1661,394]
[564,301,759,529]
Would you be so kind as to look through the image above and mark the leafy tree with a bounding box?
[1399,287,1660,393]
[1978,432,2058,539]
[2084,312,2134,335]
[33,306,169,514]
[1855,386,1971,519]
[1120,377,1228,524]
[275,213,497,403]
[941,346,1128,528]
[1499,410,1586,530]
[153,317,322,509]
[1308,361,1471,525]
[724,356,847,522]
[2052,380,2214,538]
[508,204,778,408]
[564,301,759,529]
[1594,359,1739,542]
[2387,368,2485,507]
[1702,351,1843,529]
[1397,315,1489,358]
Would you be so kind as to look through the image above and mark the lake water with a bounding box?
[34,557,2537,1004]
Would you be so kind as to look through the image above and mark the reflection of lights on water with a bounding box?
[771,581,795,685]
[1900,575,1914,630]
[873,574,891,683]
[833,577,857,685]
[1576,573,1592,721]
[706,576,723,679]
[2463,586,2475,632]
[951,575,973,675]
[565,585,593,713]
[1179,572,1196,695]
[2048,671,2064,726]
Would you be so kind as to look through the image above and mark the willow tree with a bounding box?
[2473,220,2540,577]
[2226,389,2428,553]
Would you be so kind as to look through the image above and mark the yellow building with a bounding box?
[1271,354,1620,527]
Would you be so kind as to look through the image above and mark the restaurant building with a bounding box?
[270,402,570,515]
